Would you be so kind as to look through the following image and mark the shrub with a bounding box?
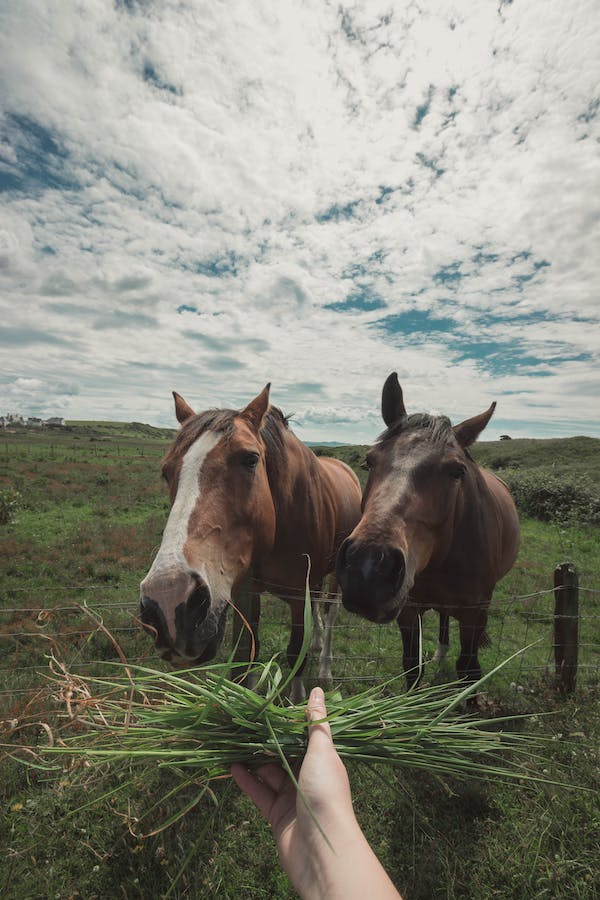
[502,469,600,526]
[0,488,21,525]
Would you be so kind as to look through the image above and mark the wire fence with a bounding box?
[1,573,599,709]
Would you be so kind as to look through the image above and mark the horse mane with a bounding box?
[259,407,292,486]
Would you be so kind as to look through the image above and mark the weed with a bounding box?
[0,488,21,526]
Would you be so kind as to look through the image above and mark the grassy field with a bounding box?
[0,423,599,899]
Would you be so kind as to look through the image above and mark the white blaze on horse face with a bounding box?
[142,431,220,585]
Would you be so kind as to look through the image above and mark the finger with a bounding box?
[231,763,277,819]
[252,762,289,795]
[306,686,333,744]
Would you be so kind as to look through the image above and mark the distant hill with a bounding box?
[60,421,599,487]
[65,423,350,446]
[65,420,177,440]
[313,435,600,489]
[306,440,351,447]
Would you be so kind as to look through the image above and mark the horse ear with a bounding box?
[381,372,407,427]
[454,402,496,448]
[173,391,196,425]
[240,383,271,432]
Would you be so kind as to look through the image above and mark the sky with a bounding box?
[0,0,599,444]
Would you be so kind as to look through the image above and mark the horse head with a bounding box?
[336,373,496,623]
[140,385,276,664]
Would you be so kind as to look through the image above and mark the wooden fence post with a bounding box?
[553,562,579,692]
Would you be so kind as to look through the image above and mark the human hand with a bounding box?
[231,686,356,896]
[232,687,401,899]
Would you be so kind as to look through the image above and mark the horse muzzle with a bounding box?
[336,537,408,622]
[140,570,226,662]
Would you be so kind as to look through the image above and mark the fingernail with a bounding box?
[309,686,324,703]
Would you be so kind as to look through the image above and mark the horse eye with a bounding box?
[241,451,260,470]
[449,463,466,480]
[360,456,372,471]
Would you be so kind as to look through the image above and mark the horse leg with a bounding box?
[397,610,422,690]
[432,612,450,663]
[318,574,338,687]
[456,612,488,684]
[288,599,308,704]
[311,596,324,655]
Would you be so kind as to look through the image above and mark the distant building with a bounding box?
[1,413,65,428]
[1,413,25,427]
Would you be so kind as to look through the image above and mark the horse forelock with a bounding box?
[163,405,291,476]
[378,413,454,447]
[162,408,236,469]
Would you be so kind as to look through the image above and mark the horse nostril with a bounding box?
[381,547,405,588]
[187,576,211,629]
[338,537,360,570]
[140,596,163,640]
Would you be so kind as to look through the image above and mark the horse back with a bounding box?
[260,443,360,592]
[480,468,520,580]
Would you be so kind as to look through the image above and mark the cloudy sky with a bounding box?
[1,0,598,443]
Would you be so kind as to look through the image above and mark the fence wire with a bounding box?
[1,577,599,708]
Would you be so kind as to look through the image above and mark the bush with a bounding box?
[0,488,21,525]
[502,469,600,526]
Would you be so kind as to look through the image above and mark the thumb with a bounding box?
[306,686,333,745]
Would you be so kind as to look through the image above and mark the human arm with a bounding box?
[231,686,402,900]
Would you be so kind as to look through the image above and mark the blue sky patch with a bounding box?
[413,85,434,128]
[375,185,395,205]
[451,337,591,375]
[433,262,462,289]
[0,113,76,194]
[415,152,445,178]
[577,97,599,123]
[143,61,181,96]
[196,252,241,277]
[325,289,386,313]
[510,250,532,264]
[373,309,456,336]
[316,199,361,223]
[472,249,500,265]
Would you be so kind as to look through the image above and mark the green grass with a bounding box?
[1,423,599,898]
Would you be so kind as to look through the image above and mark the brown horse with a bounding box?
[336,373,520,688]
[140,384,362,701]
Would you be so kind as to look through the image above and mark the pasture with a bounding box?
[1,423,599,899]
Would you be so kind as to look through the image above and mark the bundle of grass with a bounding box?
[5,591,573,841]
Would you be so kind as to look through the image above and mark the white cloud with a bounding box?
[0,0,598,442]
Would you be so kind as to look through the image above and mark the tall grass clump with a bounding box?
[4,588,575,840]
